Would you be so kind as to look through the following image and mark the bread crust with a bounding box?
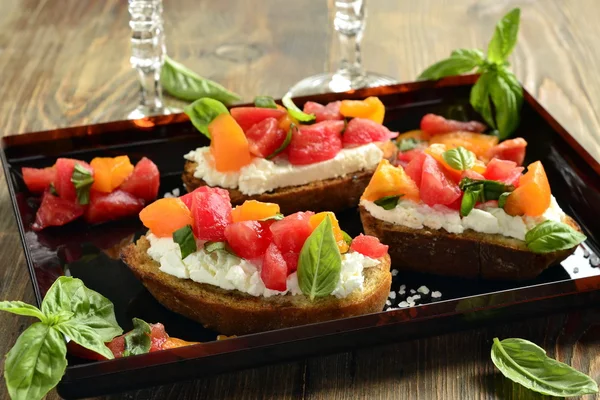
[182,141,397,215]
[121,236,392,335]
[359,205,580,280]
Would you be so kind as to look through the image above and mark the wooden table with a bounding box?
[1,0,599,399]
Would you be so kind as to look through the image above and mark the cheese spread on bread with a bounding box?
[360,196,565,241]
[184,143,384,196]
[146,233,380,298]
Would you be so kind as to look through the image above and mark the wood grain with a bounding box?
[0,0,599,399]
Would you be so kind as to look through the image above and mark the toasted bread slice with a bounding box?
[359,205,580,280]
[122,236,392,335]
[182,141,398,215]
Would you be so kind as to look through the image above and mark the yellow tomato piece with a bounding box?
[231,200,280,222]
[396,129,431,142]
[362,159,420,203]
[504,161,551,216]
[430,131,498,159]
[161,337,199,350]
[209,114,253,172]
[309,212,348,253]
[91,156,134,193]
[139,198,193,237]
[340,96,385,123]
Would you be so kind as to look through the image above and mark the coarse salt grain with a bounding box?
[431,291,442,298]
[417,286,430,295]
[386,300,392,306]
[398,301,409,308]
[389,291,396,299]
[410,289,416,294]
[391,269,399,276]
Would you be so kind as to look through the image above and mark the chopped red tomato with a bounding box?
[225,220,272,260]
[461,170,485,181]
[287,120,344,165]
[54,158,93,201]
[487,138,527,166]
[420,114,487,136]
[350,234,388,258]
[119,157,160,203]
[22,167,55,194]
[32,191,85,231]
[483,158,524,186]
[180,186,230,210]
[84,190,144,224]
[270,211,314,272]
[419,155,462,206]
[230,107,287,132]
[261,243,288,291]
[190,188,232,240]
[245,117,287,158]
[396,148,425,168]
[303,101,343,122]
[342,118,398,146]
[404,151,428,187]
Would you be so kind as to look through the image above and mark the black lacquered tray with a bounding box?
[2,75,599,399]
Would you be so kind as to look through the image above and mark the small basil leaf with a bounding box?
[267,124,294,159]
[4,323,67,400]
[54,320,114,360]
[258,213,284,222]
[254,95,278,109]
[374,195,402,210]
[341,230,353,247]
[525,221,587,254]
[0,301,46,322]
[459,178,514,201]
[123,318,152,357]
[498,192,511,208]
[173,225,197,259]
[489,69,524,140]
[71,163,94,205]
[160,55,240,104]
[442,146,475,170]
[491,337,599,397]
[297,215,342,300]
[41,276,123,342]
[397,138,421,152]
[204,241,236,255]
[460,184,483,217]
[487,8,521,64]
[282,93,315,123]
[418,48,484,80]
[183,97,229,139]
[469,69,497,129]
[49,183,58,196]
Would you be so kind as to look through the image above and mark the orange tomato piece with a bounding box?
[396,129,431,142]
[231,200,280,222]
[362,159,420,203]
[472,159,487,175]
[209,114,254,172]
[161,337,199,350]
[503,161,551,216]
[309,211,348,253]
[278,113,299,132]
[139,198,193,237]
[424,144,463,182]
[90,156,134,193]
[429,131,499,159]
[340,96,385,123]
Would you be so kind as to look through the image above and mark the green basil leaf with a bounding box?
[160,55,240,104]
[397,138,421,152]
[374,195,402,210]
[258,213,285,222]
[204,240,236,254]
[487,8,521,64]
[459,178,514,201]
[418,49,484,80]
[470,69,497,129]
[183,97,230,139]
[49,183,58,196]
[173,225,197,259]
[71,163,94,205]
[442,146,476,170]
[54,320,114,360]
[4,322,67,400]
[491,337,599,397]
[41,276,123,342]
[254,95,278,109]
[267,124,294,159]
[282,93,315,123]
[123,318,152,357]
[525,221,587,254]
[460,184,483,217]
[297,215,342,300]
[0,301,46,322]
[341,230,352,247]
[491,69,524,140]
[498,192,511,208]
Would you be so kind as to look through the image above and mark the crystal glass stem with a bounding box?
[334,0,366,82]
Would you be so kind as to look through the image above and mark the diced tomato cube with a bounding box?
[245,117,288,158]
[119,157,160,203]
[180,186,230,210]
[303,101,344,122]
[288,121,344,165]
[261,242,288,291]
[420,114,487,136]
[419,155,462,206]
[54,158,93,201]
[230,107,286,132]
[22,166,55,194]
[483,158,524,186]
[84,190,144,224]
[396,148,426,167]
[404,151,428,187]
[225,220,272,260]
[32,191,85,231]
[461,170,485,181]
[487,138,527,166]
[342,117,398,146]
[350,234,388,258]
[270,211,314,254]
[191,189,232,241]
[149,323,169,352]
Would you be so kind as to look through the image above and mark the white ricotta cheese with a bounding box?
[360,195,565,241]
[184,143,384,196]
[146,234,380,298]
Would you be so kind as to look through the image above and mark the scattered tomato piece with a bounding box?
[340,96,385,123]
[54,158,93,201]
[419,154,462,207]
[22,166,55,194]
[404,151,428,187]
[420,114,486,135]
[303,101,343,122]
[180,186,230,210]
[245,117,287,158]
[424,144,463,182]
[32,191,85,231]
[429,131,499,159]
[277,113,299,132]
[262,243,288,291]
[343,118,397,146]
[487,137,528,166]
[84,190,144,225]
[190,188,233,241]
[483,158,523,186]
[139,198,193,237]
[231,200,280,222]
[91,156,134,193]
[225,220,272,260]
[362,159,420,203]
[230,107,286,132]
[287,120,344,165]
[350,234,388,258]
[503,161,551,216]
[119,157,160,203]
[309,212,348,253]
[209,114,254,172]
[270,211,314,273]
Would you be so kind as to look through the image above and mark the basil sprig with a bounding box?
[341,230,353,247]
[374,195,402,210]
[491,338,598,397]
[122,318,152,357]
[498,192,511,208]
[282,93,315,123]
[525,220,587,254]
[258,213,285,222]
[397,138,422,152]
[204,240,236,255]
[418,8,523,140]
[460,184,483,217]
[442,146,475,171]
[160,55,240,105]
[184,97,229,139]
[71,163,94,205]
[297,215,342,300]
[267,124,294,159]
[459,178,515,216]
[0,277,122,400]
[254,95,278,109]
[173,225,197,259]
